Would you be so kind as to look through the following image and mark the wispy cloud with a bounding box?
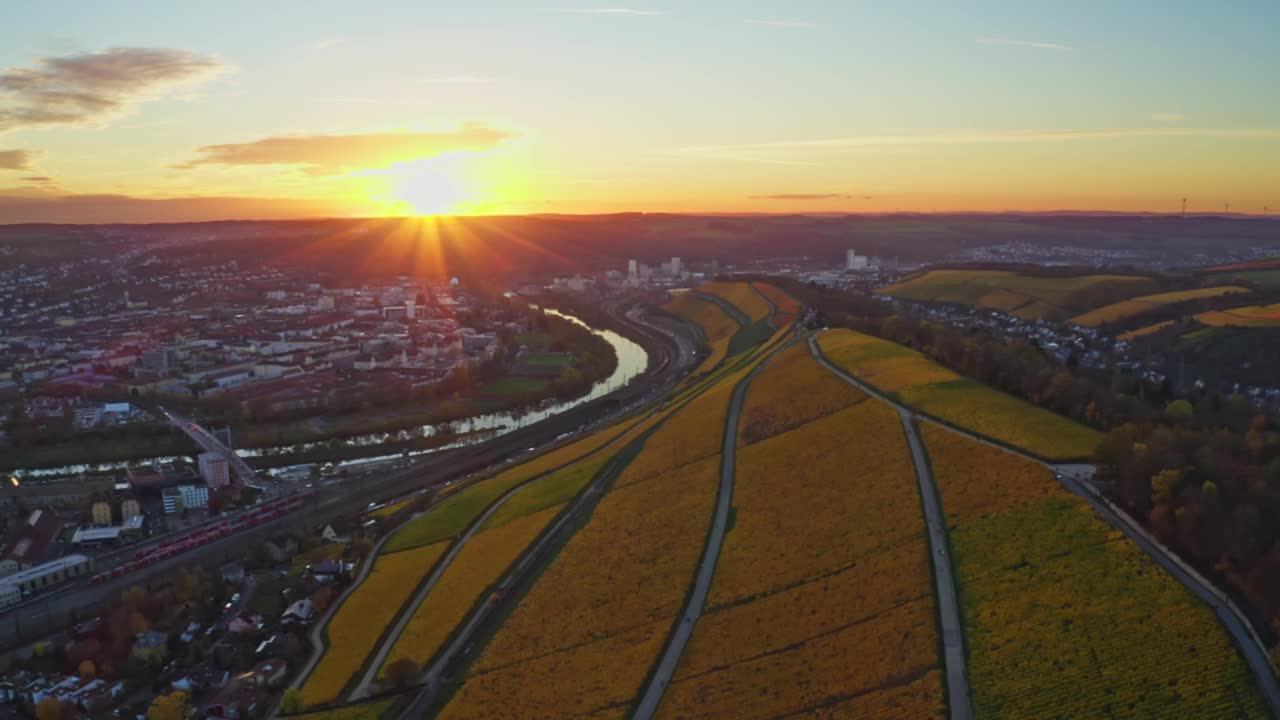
[750,193,852,200]
[667,128,1280,163]
[422,75,495,84]
[746,19,819,28]
[0,47,228,132]
[0,148,37,170]
[1152,112,1185,123]
[176,123,515,175]
[978,37,1072,51]
[540,7,664,15]
[314,36,347,50]
[20,175,54,184]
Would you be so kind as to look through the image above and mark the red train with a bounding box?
[91,493,311,584]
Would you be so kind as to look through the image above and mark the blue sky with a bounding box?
[0,0,1277,220]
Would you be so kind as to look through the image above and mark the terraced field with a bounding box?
[654,348,942,719]
[876,269,1158,320]
[1196,303,1280,327]
[1070,285,1249,327]
[665,292,741,373]
[816,329,1101,460]
[300,542,449,707]
[1118,320,1176,341]
[922,424,1269,719]
[435,353,773,720]
[699,281,772,323]
[751,282,801,325]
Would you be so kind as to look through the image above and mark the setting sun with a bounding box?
[392,156,470,215]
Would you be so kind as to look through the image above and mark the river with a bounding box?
[11,309,649,478]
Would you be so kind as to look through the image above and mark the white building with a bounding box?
[0,554,92,605]
[405,299,416,320]
[198,453,231,488]
[163,484,210,514]
[846,248,868,271]
[627,259,638,283]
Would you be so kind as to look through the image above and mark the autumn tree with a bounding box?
[147,691,188,720]
[386,658,419,689]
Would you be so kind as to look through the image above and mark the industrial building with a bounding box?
[0,554,93,606]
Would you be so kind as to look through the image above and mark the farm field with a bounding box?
[1118,320,1176,341]
[876,269,1158,320]
[921,423,1269,719]
[657,351,942,719]
[750,282,801,325]
[737,341,865,443]
[665,291,741,373]
[1211,270,1280,289]
[378,503,567,680]
[384,415,643,553]
[1196,303,1280,327]
[816,329,1101,460]
[436,348,774,720]
[699,280,772,323]
[1069,285,1249,327]
[300,542,449,707]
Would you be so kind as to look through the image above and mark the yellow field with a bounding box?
[368,497,415,519]
[817,329,1100,460]
[1196,303,1280,327]
[1118,320,1175,341]
[898,381,1100,460]
[665,292,741,372]
[699,281,772,323]
[815,330,959,392]
[385,416,640,552]
[737,342,865,444]
[657,379,942,719]
[1070,285,1248,327]
[922,424,1269,719]
[379,504,566,679]
[711,400,922,607]
[751,282,801,322]
[300,543,449,707]
[442,454,720,719]
[876,269,1158,319]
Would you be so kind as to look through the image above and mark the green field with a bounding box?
[520,353,572,367]
[1210,270,1280,289]
[877,269,1158,320]
[481,377,549,396]
[515,332,552,350]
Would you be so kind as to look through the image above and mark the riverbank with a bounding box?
[3,306,646,478]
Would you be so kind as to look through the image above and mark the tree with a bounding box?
[78,658,96,680]
[1166,399,1194,423]
[280,687,305,714]
[1150,468,1182,506]
[386,658,419,689]
[147,691,188,720]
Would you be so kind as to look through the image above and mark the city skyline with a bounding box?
[1,0,1278,223]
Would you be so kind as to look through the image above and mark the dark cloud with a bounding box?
[0,149,36,170]
[176,124,514,175]
[0,47,224,132]
[749,193,853,200]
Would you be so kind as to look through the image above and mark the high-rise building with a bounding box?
[846,249,868,271]
[91,501,112,526]
[405,299,416,320]
[627,259,638,282]
[140,348,176,374]
[671,257,682,275]
[198,452,231,488]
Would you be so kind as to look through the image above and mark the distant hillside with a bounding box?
[4,213,1280,281]
[876,268,1160,321]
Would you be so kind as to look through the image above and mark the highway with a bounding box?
[0,304,700,654]
[809,330,1280,719]
[632,337,790,719]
